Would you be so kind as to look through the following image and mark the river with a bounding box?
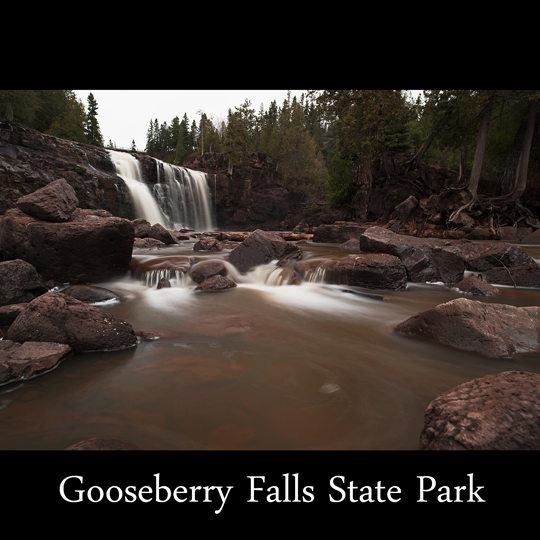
[2,239,540,450]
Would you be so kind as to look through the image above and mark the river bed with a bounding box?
[2,239,540,450]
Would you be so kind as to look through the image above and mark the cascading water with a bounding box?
[109,150,215,232]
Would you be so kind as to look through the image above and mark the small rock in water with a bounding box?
[195,275,237,292]
[156,278,171,289]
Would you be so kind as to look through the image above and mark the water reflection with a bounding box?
[1,239,540,450]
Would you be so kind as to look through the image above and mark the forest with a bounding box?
[2,89,539,225]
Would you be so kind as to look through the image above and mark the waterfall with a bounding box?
[109,150,215,231]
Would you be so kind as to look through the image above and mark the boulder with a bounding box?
[0,208,134,284]
[61,284,123,304]
[494,226,533,242]
[484,263,540,288]
[461,242,535,271]
[467,227,493,240]
[312,222,367,244]
[188,261,228,284]
[148,223,176,244]
[394,297,540,358]
[360,226,464,284]
[193,237,223,252]
[6,292,138,352]
[521,228,540,244]
[16,178,78,222]
[451,275,499,296]
[131,218,151,238]
[0,303,28,325]
[65,438,140,450]
[133,237,165,249]
[392,195,418,222]
[195,275,237,292]
[0,259,47,306]
[338,238,360,251]
[0,339,73,385]
[156,278,171,289]
[419,371,540,450]
[228,229,302,272]
[295,253,408,290]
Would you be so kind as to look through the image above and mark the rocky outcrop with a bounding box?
[0,121,132,217]
[0,339,73,385]
[0,259,47,306]
[461,242,535,271]
[0,207,134,284]
[6,292,138,352]
[195,275,237,292]
[419,371,540,450]
[360,226,465,283]
[484,264,540,288]
[394,297,540,359]
[227,229,303,272]
[311,222,368,244]
[451,275,499,296]
[295,254,408,290]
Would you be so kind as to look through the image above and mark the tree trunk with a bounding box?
[4,94,14,122]
[467,95,494,199]
[404,131,436,173]
[458,138,468,183]
[496,120,526,196]
[489,98,538,205]
[381,143,391,179]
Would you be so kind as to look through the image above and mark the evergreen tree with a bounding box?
[85,92,104,147]
[46,91,87,143]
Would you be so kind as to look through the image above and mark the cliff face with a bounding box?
[0,121,133,217]
[185,151,303,230]
[0,123,306,231]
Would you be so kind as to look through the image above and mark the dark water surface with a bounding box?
[2,240,540,450]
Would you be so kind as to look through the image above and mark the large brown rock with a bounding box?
[484,264,540,288]
[360,226,464,283]
[195,275,237,292]
[0,208,134,284]
[419,371,540,450]
[0,339,73,385]
[461,241,535,271]
[394,297,540,358]
[6,292,138,352]
[188,260,228,284]
[295,253,408,290]
[312,222,367,244]
[451,275,499,296]
[0,259,47,306]
[228,229,302,272]
[16,178,78,222]
[148,223,176,244]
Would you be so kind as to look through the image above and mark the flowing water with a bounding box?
[2,239,540,450]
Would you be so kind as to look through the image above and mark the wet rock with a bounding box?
[394,297,540,358]
[484,263,540,288]
[494,226,533,242]
[133,237,165,249]
[61,284,123,304]
[228,229,302,272]
[131,218,151,238]
[6,292,138,352]
[419,371,540,450]
[195,275,237,292]
[521,229,540,244]
[0,303,28,325]
[0,259,47,306]
[467,227,493,240]
[0,208,134,284]
[156,278,171,289]
[338,238,360,251]
[296,254,408,290]
[193,237,223,251]
[148,223,176,244]
[461,242,535,271]
[360,226,464,284]
[392,195,418,222]
[451,275,499,296]
[0,339,73,385]
[188,261,228,284]
[16,178,78,222]
[312,222,367,244]
[65,438,141,450]
[130,255,194,281]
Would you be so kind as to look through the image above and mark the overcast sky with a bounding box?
[73,89,308,151]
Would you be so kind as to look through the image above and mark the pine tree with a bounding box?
[85,92,104,147]
[46,91,87,143]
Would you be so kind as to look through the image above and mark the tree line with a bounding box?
[1,90,104,147]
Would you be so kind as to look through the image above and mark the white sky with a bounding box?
[73,89,423,152]
[73,89,307,151]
